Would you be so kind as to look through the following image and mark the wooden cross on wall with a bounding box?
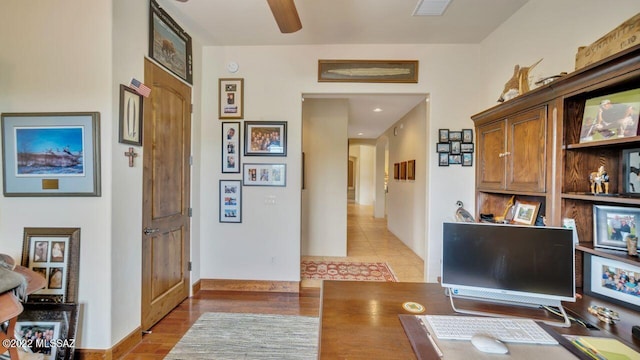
[124,147,138,167]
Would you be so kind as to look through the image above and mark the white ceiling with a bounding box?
[155,0,528,138]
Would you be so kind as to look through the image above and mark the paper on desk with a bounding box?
[574,336,640,360]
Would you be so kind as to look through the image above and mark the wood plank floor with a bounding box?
[121,203,424,359]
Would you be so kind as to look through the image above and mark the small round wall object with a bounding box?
[227,61,239,73]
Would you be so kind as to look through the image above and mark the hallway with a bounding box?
[302,202,424,285]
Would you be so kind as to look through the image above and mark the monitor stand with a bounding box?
[447,290,571,328]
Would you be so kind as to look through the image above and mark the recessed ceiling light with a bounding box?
[357,132,364,136]
[373,108,383,112]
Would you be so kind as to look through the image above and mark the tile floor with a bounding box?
[302,202,424,287]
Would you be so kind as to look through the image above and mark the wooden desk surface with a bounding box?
[318,281,597,359]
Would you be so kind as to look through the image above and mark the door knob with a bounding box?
[143,227,159,235]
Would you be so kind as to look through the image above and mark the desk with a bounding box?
[318,281,596,359]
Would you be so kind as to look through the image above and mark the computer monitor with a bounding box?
[441,222,576,327]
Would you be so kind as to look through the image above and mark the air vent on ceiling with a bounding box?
[412,0,451,16]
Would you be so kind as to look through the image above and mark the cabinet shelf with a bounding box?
[577,243,640,267]
[565,136,640,150]
[561,192,640,205]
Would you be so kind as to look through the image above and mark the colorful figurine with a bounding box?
[589,165,609,194]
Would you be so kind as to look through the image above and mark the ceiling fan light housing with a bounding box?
[267,0,302,33]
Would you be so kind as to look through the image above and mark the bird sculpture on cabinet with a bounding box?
[498,58,543,102]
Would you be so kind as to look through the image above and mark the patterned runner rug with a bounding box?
[164,312,319,360]
[300,260,398,282]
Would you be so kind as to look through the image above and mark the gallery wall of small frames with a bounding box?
[437,128,474,166]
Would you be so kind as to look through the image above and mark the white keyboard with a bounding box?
[421,315,558,345]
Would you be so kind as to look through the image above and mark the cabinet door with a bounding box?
[506,106,546,192]
[477,120,506,190]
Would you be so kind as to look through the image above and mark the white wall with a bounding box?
[374,137,388,218]
[387,102,429,259]
[0,0,113,349]
[301,99,348,256]
[198,44,481,282]
[352,144,375,206]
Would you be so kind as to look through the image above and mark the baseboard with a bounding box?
[199,279,299,293]
[75,326,142,360]
[192,278,202,294]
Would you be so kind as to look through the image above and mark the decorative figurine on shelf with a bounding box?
[589,165,610,194]
[497,58,543,102]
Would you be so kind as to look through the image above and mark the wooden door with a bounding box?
[141,59,191,330]
[506,106,546,192]
[476,120,506,190]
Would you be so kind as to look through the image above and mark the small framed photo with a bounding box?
[244,121,287,156]
[593,205,640,251]
[407,160,416,180]
[16,302,79,360]
[243,163,286,186]
[221,122,240,173]
[449,131,462,142]
[448,154,461,165]
[584,253,640,311]
[436,142,450,153]
[438,129,449,142]
[21,228,80,303]
[512,200,540,225]
[462,153,473,167]
[219,180,242,223]
[450,141,461,155]
[119,85,143,146]
[622,148,640,195]
[439,153,449,167]
[400,161,407,180]
[462,129,473,143]
[461,143,474,153]
[219,78,244,119]
[394,163,400,179]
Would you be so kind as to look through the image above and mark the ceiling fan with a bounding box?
[266,0,302,33]
[174,0,302,34]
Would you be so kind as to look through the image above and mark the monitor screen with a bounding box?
[441,222,576,306]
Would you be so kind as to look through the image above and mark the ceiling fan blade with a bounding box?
[267,0,302,33]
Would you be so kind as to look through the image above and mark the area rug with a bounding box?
[300,260,398,282]
[164,312,319,360]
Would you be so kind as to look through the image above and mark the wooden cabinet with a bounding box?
[476,107,546,192]
[473,43,640,299]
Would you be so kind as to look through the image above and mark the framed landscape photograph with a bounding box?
[579,88,640,143]
[16,302,79,360]
[622,148,640,195]
[21,227,80,303]
[119,85,143,146]
[512,200,540,225]
[462,129,473,143]
[584,253,640,312]
[219,180,242,223]
[243,163,286,186]
[438,129,449,142]
[1,112,101,197]
[317,60,418,83]
[448,154,461,165]
[219,78,244,119]
[436,143,450,153]
[462,153,473,167]
[221,122,240,173]
[244,121,287,156]
[593,205,640,251]
[449,131,462,142]
[149,0,192,84]
[438,153,449,167]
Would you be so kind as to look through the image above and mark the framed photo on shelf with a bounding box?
[579,88,640,144]
[438,129,449,143]
[462,129,473,143]
[21,228,80,303]
[219,78,244,119]
[219,180,242,223]
[16,302,79,360]
[221,122,240,173]
[438,153,449,166]
[244,121,287,156]
[149,0,192,84]
[119,85,143,146]
[622,148,640,195]
[1,112,101,197]
[593,205,640,251]
[407,160,416,180]
[512,200,540,225]
[243,163,286,186]
[584,253,640,312]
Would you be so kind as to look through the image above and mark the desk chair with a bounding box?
[0,255,46,360]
